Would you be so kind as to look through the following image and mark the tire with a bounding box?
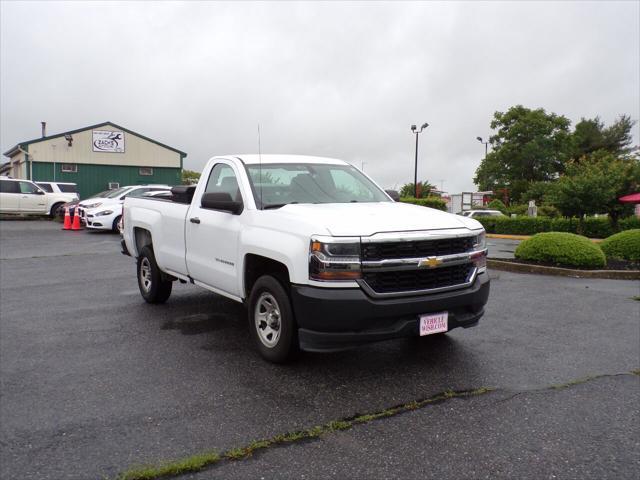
[112,215,122,233]
[137,246,172,304]
[50,202,64,218]
[248,275,299,363]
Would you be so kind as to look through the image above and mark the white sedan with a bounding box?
[86,189,171,232]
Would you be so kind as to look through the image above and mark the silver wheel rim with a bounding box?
[254,292,282,348]
[140,257,152,293]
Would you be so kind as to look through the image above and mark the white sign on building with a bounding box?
[92,130,125,153]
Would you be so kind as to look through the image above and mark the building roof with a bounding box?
[3,121,187,158]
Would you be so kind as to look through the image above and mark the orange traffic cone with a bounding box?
[62,207,71,230]
[71,208,82,230]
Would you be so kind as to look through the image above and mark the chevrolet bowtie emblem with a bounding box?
[419,257,442,268]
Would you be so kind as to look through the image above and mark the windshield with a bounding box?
[246,163,390,208]
[105,187,130,198]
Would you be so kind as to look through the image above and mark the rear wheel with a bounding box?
[137,246,172,303]
[248,275,299,363]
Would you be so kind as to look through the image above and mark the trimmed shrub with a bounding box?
[538,205,560,218]
[506,204,528,216]
[600,229,640,261]
[487,199,507,214]
[515,232,606,268]
[477,216,640,238]
[400,196,447,211]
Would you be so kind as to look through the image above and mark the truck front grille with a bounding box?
[361,237,475,261]
[362,264,474,295]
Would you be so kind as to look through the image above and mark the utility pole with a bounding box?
[411,122,429,198]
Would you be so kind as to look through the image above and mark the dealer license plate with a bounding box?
[419,312,448,336]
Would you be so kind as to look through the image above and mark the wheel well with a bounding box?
[134,228,153,255]
[244,254,290,297]
[50,202,64,215]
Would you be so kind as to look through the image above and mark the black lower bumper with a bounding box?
[290,273,490,352]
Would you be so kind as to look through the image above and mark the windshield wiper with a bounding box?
[263,202,297,210]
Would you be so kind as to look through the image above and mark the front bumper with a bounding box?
[85,211,119,230]
[291,272,490,352]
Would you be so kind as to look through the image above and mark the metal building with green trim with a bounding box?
[2,122,186,199]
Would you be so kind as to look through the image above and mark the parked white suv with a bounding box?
[0,176,79,217]
[80,185,171,231]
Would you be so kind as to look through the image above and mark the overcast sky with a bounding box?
[1,1,638,193]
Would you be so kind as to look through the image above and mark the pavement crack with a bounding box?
[114,369,639,480]
[114,387,494,480]
[497,371,639,405]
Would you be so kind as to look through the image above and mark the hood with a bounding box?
[272,202,483,237]
[79,197,122,207]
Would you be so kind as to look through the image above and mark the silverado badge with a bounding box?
[419,256,442,268]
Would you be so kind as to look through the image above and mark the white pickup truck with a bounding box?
[122,155,490,362]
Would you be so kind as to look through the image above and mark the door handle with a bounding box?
[190,217,201,224]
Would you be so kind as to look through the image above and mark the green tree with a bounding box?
[549,151,640,232]
[181,169,201,185]
[399,180,436,198]
[474,105,573,202]
[571,115,636,158]
[522,181,556,204]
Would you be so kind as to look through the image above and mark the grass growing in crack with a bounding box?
[632,296,640,301]
[116,387,493,480]
[117,451,220,480]
[550,375,599,390]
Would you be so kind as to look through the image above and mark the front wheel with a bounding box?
[248,275,299,363]
[137,246,172,303]
[112,215,122,233]
[50,202,64,218]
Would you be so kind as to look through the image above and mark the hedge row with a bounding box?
[400,197,447,211]
[476,216,640,238]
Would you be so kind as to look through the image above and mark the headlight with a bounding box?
[85,202,102,209]
[470,230,487,270]
[309,236,361,281]
[95,210,113,216]
[473,231,486,251]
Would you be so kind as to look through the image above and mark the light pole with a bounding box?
[476,136,489,158]
[411,122,429,198]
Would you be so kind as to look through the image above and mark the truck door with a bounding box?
[18,181,47,213]
[185,162,244,297]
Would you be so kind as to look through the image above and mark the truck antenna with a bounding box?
[258,123,263,210]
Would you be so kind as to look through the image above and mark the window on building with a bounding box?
[61,164,78,173]
[139,167,153,176]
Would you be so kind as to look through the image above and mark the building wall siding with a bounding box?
[26,124,181,168]
[31,162,181,199]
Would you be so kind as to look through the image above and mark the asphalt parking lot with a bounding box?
[1,220,638,480]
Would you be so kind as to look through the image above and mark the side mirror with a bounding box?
[35,190,45,195]
[201,192,243,215]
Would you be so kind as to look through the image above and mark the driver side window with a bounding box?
[19,182,40,194]
[205,164,242,202]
